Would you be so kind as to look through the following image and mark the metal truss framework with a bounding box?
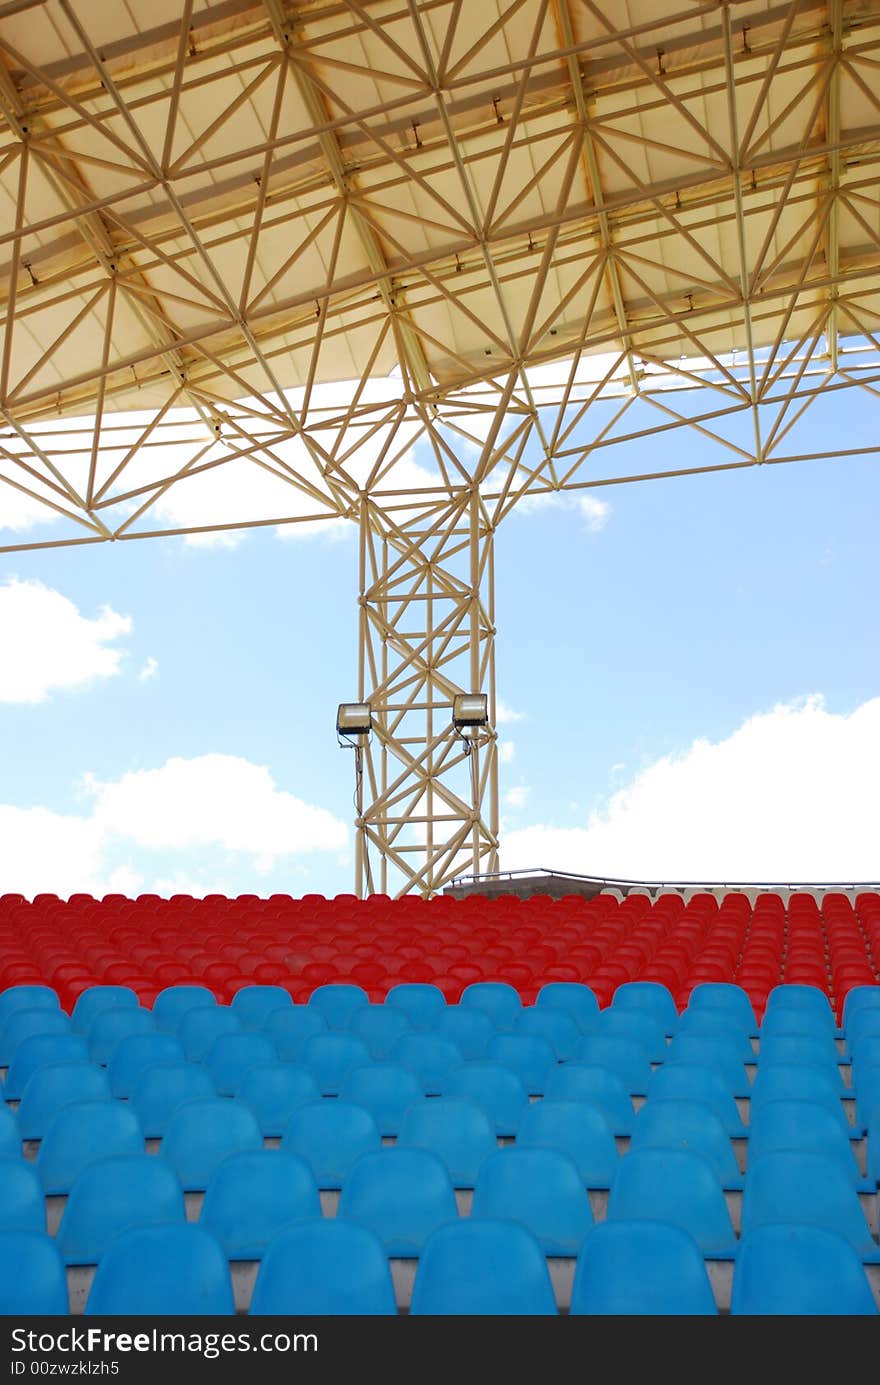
[1,0,879,893]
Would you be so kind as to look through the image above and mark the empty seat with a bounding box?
[760,1008,840,1042]
[130,1063,215,1138]
[299,1034,371,1097]
[17,1064,111,1141]
[0,986,60,1028]
[442,1063,529,1136]
[666,1035,750,1096]
[843,986,880,1031]
[460,982,522,1030]
[349,1006,412,1059]
[431,1009,494,1060]
[516,1101,618,1188]
[264,1006,328,1058]
[630,1099,742,1188]
[86,1225,234,1315]
[759,1034,845,1084]
[230,985,292,1029]
[162,1098,263,1191]
[151,985,216,1032]
[472,1149,592,1255]
[741,1151,877,1257]
[731,1225,878,1315]
[751,1064,850,1134]
[0,1106,18,1158]
[392,1034,464,1094]
[250,1220,397,1315]
[514,1007,580,1060]
[282,1102,381,1189]
[204,1032,277,1096]
[57,1154,185,1264]
[544,1065,634,1136]
[307,984,369,1029]
[846,1008,880,1052]
[36,1101,143,1194]
[750,1100,864,1188]
[685,983,755,1030]
[606,1149,736,1257]
[337,1149,457,1256]
[410,1220,557,1315]
[200,1151,320,1258]
[339,1064,422,1137]
[0,1007,71,1066]
[4,1033,89,1100]
[0,1231,68,1314]
[398,1100,495,1188]
[178,1006,243,1062]
[107,1032,185,1098]
[646,1064,746,1136]
[87,1006,155,1065]
[570,1221,718,1315]
[0,1157,45,1232]
[612,981,678,1034]
[765,986,835,1029]
[572,1036,652,1095]
[385,983,447,1031]
[72,986,139,1035]
[675,1010,755,1060]
[536,983,599,1032]
[486,1034,556,1094]
[235,1064,320,1137]
[598,1009,667,1062]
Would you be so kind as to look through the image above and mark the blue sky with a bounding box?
[1,371,878,898]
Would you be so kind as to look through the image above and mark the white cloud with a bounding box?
[500,695,880,881]
[514,488,611,531]
[503,785,529,810]
[0,578,131,704]
[499,740,516,764]
[496,699,524,725]
[138,657,159,682]
[577,495,611,532]
[0,754,348,897]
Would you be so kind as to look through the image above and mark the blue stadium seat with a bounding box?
[230,985,292,1030]
[0,986,60,1028]
[17,1064,111,1141]
[348,1005,412,1059]
[629,1099,742,1188]
[250,1221,397,1315]
[282,1102,381,1189]
[868,1120,880,1187]
[130,1062,215,1138]
[759,1034,845,1084]
[647,1064,747,1136]
[731,1225,878,1315]
[486,1034,556,1094]
[397,1100,495,1188]
[0,1158,45,1232]
[612,981,678,1034]
[0,1106,19,1157]
[36,1100,143,1194]
[516,1101,618,1188]
[750,1064,850,1134]
[72,986,139,1035]
[570,1221,718,1315]
[750,1100,864,1188]
[442,1063,529,1135]
[741,1152,877,1258]
[299,1034,371,1097]
[409,1220,557,1315]
[675,1010,756,1060]
[460,982,522,1030]
[4,1032,89,1099]
[337,1149,457,1255]
[514,1007,580,1059]
[178,1006,243,1062]
[765,985,835,1029]
[472,1149,592,1255]
[161,1098,263,1191]
[204,1032,277,1096]
[843,986,880,1032]
[606,1149,736,1257]
[857,1070,880,1134]
[392,1034,464,1094]
[86,1225,234,1315]
[845,1008,880,1053]
[200,1151,320,1258]
[760,1008,841,1042]
[235,1064,320,1137]
[851,1035,880,1080]
[264,1006,328,1058]
[544,1064,634,1135]
[0,1231,68,1314]
[339,1064,422,1137]
[666,1035,750,1096]
[151,985,216,1032]
[536,983,599,1033]
[685,983,755,1031]
[87,1006,155,1065]
[107,1032,185,1098]
[598,1009,667,1062]
[572,1036,653,1095]
[431,1008,494,1059]
[385,983,447,1031]
[57,1154,185,1264]
[0,1007,71,1065]
[307,984,369,1029]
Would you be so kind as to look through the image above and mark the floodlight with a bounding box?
[337,702,372,737]
[452,692,489,730]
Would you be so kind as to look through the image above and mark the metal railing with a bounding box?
[448,867,880,893]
